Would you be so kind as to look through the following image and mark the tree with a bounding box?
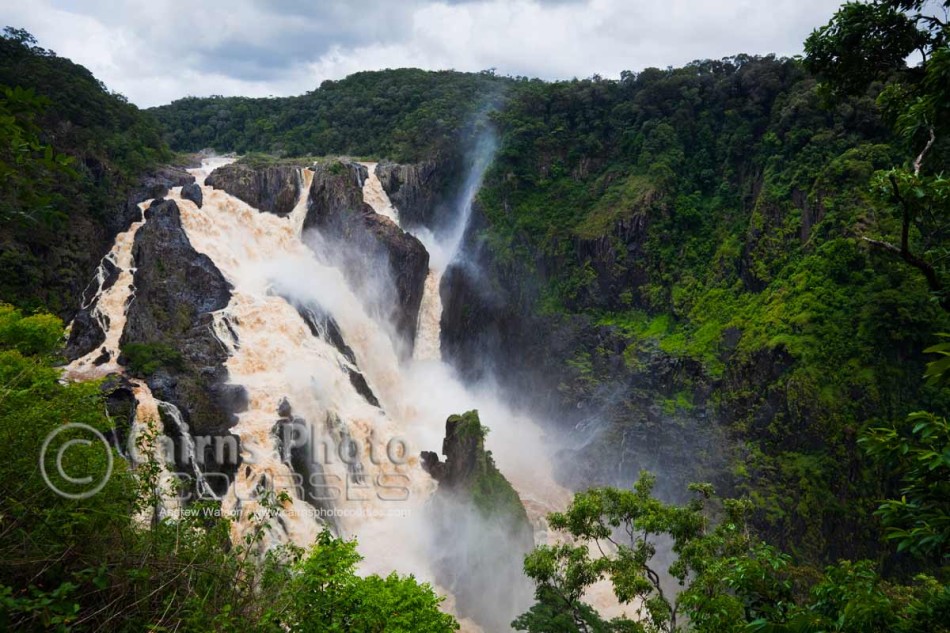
[805,1,950,309]
[858,335,950,562]
[518,470,950,633]
[514,473,794,633]
[285,529,458,632]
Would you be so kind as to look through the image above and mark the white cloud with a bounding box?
[2,0,843,107]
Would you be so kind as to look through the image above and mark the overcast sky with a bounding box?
[3,0,845,108]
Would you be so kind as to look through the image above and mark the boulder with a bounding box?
[181,182,203,208]
[64,308,107,361]
[205,162,301,215]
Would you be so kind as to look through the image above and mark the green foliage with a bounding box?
[0,303,62,354]
[0,27,172,315]
[519,472,949,633]
[515,474,796,632]
[120,341,184,375]
[860,411,949,561]
[804,2,925,96]
[749,561,950,633]
[0,85,75,225]
[286,529,458,632]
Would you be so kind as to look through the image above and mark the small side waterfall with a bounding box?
[357,162,443,361]
[412,267,444,361]
[65,204,148,380]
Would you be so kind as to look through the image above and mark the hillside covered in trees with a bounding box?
[1,0,948,630]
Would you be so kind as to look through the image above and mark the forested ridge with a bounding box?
[150,68,509,162]
[0,28,172,316]
[1,0,948,630]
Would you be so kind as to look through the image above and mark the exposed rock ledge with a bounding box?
[205,162,301,215]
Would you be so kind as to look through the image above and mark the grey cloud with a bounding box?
[8,0,845,107]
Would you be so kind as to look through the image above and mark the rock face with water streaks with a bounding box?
[375,160,449,228]
[305,161,429,349]
[61,168,194,359]
[206,162,301,216]
[120,199,244,493]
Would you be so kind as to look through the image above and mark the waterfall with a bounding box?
[357,162,445,361]
[155,399,215,499]
[356,162,399,223]
[62,154,629,629]
[412,267,444,361]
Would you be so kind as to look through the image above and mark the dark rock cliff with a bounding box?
[438,204,731,503]
[376,160,448,228]
[206,162,301,215]
[120,199,244,495]
[63,167,195,360]
[305,161,429,350]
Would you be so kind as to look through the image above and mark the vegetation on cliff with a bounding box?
[423,410,531,527]
[463,1,950,569]
[0,28,173,316]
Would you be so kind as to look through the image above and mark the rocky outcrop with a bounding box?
[205,162,301,215]
[120,199,244,495]
[63,168,194,362]
[376,160,450,228]
[421,410,534,632]
[422,410,531,528]
[305,161,429,349]
[181,182,203,208]
[64,309,107,361]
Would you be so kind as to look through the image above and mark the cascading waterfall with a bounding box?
[357,162,444,361]
[64,153,630,630]
[356,157,632,623]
